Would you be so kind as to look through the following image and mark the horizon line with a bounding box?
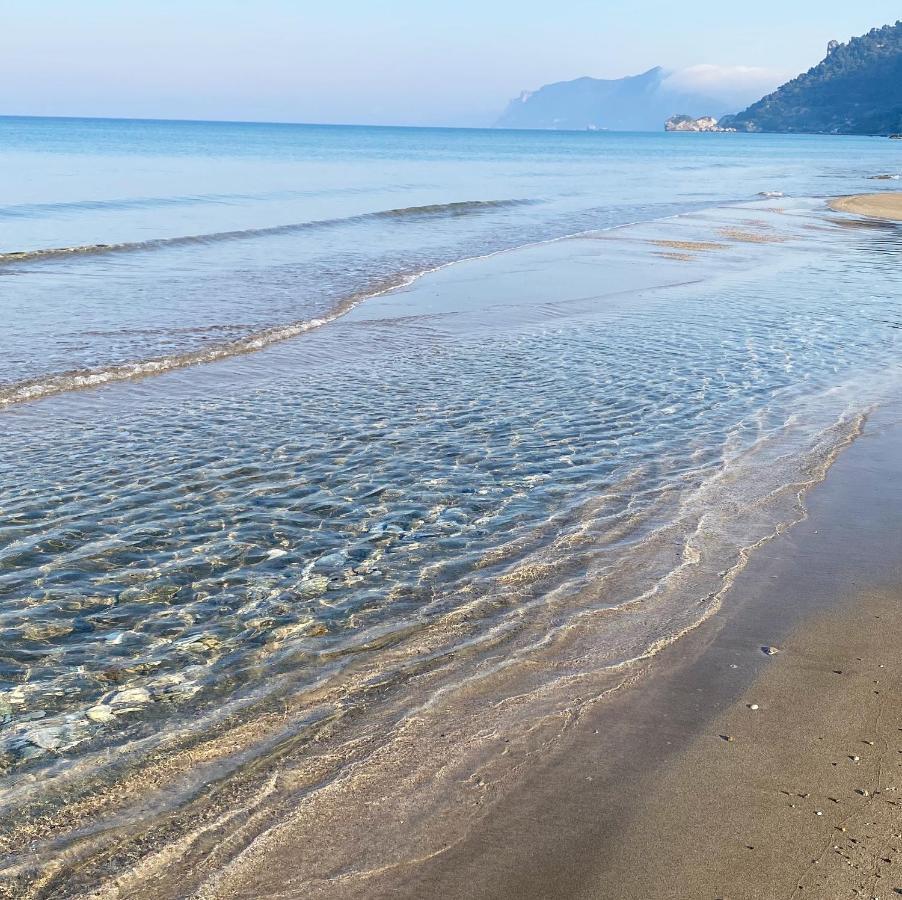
[1,112,515,132]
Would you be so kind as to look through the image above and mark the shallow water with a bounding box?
[1,120,902,895]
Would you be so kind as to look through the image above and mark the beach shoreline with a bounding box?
[346,405,902,900]
[3,194,901,899]
[174,209,902,899]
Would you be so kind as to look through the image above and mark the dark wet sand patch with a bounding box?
[652,251,696,262]
[649,239,726,252]
[719,226,789,243]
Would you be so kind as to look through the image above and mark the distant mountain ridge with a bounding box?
[721,21,902,135]
[495,67,746,132]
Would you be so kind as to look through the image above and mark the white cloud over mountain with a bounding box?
[661,65,788,106]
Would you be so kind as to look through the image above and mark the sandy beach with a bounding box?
[358,406,902,900]
[830,192,902,221]
[596,590,902,899]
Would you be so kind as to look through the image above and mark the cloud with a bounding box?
[661,65,788,106]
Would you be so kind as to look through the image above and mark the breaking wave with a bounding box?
[0,276,408,407]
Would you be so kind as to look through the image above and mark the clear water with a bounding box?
[1,118,902,894]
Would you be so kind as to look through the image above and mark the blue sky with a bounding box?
[1,1,899,125]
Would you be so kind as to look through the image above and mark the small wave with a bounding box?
[0,212,554,408]
[0,199,536,266]
[0,279,401,407]
[0,194,243,219]
[757,191,785,198]
[0,185,431,220]
[0,231,525,407]
[0,199,767,407]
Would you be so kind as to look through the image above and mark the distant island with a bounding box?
[721,21,902,135]
[494,67,751,132]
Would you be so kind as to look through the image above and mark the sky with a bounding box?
[1,1,900,126]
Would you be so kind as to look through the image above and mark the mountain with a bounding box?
[720,22,902,135]
[494,67,749,132]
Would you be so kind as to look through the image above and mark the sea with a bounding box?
[1,117,901,895]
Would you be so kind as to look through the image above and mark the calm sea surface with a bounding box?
[0,118,899,399]
[1,118,901,893]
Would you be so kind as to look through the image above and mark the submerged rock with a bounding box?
[27,727,64,751]
[312,551,347,572]
[366,522,404,540]
[86,705,115,723]
[110,687,151,706]
[21,621,74,641]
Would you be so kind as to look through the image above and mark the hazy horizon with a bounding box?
[1,1,900,127]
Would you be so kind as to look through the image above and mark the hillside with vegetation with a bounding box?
[720,22,902,135]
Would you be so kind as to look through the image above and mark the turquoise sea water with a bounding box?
[1,118,901,894]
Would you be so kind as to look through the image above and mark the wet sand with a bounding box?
[597,589,902,899]
[830,192,902,221]
[340,403,902,900]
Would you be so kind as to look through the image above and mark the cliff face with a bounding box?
[721,21,902,135]
[495,68,740,132]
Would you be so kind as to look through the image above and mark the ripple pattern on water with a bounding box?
[0,202,900,895]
